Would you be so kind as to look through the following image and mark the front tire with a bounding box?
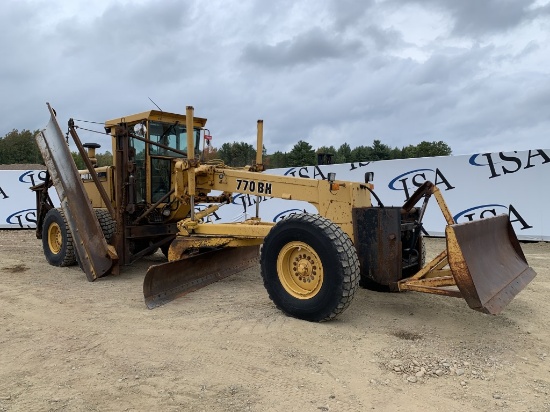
[260,214,360,322]
[42,208,76,267]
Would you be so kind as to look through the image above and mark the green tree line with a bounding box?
[0,129,113,167]
[0,129,43,164]
[71,151,113,169]
[1,129,451,169]
[217,139,452,168]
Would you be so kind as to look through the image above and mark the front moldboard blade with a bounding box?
[143,246,260,309]
[446,214,536,314]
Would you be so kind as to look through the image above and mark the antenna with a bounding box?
[148,97,163,112]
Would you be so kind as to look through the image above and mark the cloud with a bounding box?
[329,0,376,31]
[241,27,364,68]
[0,0,549,158]
[402,0,548,37]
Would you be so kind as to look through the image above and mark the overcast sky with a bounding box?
[1,0,549,156]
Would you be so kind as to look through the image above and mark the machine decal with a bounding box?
[236,179,272,195]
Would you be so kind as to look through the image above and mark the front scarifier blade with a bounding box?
[446,214,536,314]
[143,246,260,309]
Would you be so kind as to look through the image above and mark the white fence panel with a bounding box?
[1,149,547,240]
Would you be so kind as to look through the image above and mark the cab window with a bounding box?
[149,121,200,157]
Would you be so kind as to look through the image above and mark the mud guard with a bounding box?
[143,246,260,309]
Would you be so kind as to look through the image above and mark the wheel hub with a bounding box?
[294,255,317,282]
[277,242,324,299]
[47,222,63,255]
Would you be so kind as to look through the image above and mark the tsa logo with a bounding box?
[18,170,48,186]
[273,209,305,222]
[388,168,455,201]
[468,154,492,167]
[284,166,328,180]
[469,150,550,179]
[6,209,37,228]
[454,204,532,230]
[453,204,508,222]
[232,193,270,206]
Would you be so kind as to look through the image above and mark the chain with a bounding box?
[75,126,108,135]
[72,119,104,125]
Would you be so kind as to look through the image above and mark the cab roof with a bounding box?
[105,110,207,128]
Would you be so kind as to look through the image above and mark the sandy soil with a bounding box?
[0,231,548,412]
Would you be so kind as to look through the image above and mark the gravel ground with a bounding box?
[0,231,548,412]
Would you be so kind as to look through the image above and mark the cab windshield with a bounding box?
[148,121,200,157]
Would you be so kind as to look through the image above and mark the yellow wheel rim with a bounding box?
[277,241,324,299]
[47,222,63,255]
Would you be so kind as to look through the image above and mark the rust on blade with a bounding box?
[143,245,260,309]
[446,214,536,314]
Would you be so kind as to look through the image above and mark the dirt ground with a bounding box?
[0,231,548,412]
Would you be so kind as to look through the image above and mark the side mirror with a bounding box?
[364,172,374,183]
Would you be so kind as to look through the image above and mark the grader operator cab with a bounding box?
[32,103,536,321]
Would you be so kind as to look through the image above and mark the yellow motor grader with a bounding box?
[32,103,536,321]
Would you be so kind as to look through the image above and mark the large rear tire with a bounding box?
[260,214,360,322]
[42,208,76,267]
[94,208,115,243]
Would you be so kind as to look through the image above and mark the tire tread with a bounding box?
[94,209,115,243]
[261,214,360,322]
[42,208,76,267]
